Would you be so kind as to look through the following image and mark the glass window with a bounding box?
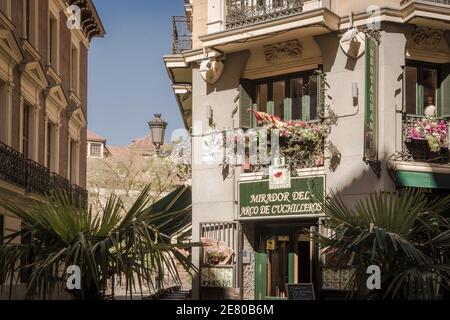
[256,83,268,113]
[22,104,31,158]
[423,68,438,108]
[405,62,440,116]
[251,71,318,124]
[49,15,58,68]
[47,121,53,170]
[291,78,303,121]
[90,143,102,158]
[273,81,285,120]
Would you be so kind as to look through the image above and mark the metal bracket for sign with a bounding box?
[364,157,382,179]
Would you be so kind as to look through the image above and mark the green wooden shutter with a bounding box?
[254,252,267,300]
[440,65,450,117]
[284,98,292,121]
[239,79,254,129]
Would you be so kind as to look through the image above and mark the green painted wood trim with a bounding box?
[288,253,295,284]
[302,95,310,121]
[418,84,424,115]
[396,171,450,190]
[267,101,274,115]
[284,98,292,121]
[255,252,267,300]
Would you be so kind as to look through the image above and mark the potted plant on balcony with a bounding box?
[206,247,227,265]
[406,117,448,163]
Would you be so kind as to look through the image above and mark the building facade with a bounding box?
[164,0,450,299]
[0,0,104,251]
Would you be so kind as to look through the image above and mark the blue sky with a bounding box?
[88,0,186,146]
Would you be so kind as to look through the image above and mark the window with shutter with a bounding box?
[250,70,319,123]
[405,61,442,116]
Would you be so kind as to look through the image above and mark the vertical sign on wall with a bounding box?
[364,35,379,162]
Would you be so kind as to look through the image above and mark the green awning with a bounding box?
[395,171,450,190]
[148,186,192,240]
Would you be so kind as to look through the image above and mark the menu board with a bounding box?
[286,283,315,300]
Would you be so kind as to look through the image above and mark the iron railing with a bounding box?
[172,16,192,54]
[226,0,304,29]
[401,0,450,5]
[0,141,26,187]
[401,115,450,163]
[0,141,88,205]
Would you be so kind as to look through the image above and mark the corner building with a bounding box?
[165,0,450,300]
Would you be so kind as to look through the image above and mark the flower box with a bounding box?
[406,117,449,163]
[405,138,448,163]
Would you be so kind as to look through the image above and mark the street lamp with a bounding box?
[148,113,168,155]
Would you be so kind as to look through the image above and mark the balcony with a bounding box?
[226,0,304,30]
[400,115,450,164]
[172,16,192,54]
[0,141,88,205]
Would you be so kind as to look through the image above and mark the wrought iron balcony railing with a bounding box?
[0,142,26,187]
[172,16,192,54]
[401,0,450,5]
[226,0,304,29]
[0,141,88,205]
[401,115,450,164]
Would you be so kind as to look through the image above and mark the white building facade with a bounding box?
[165,0,450,300]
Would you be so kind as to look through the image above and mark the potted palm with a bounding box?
[0,186,196,300]
[316,188,450,300]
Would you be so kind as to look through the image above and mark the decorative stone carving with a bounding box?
[263,40,302,64]
[412,27,444,48]
[360,27,382,44]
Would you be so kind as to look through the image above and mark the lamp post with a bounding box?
[148,113,168,156]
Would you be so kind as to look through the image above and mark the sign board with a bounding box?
[269,166,291,190]
[238,176,325,220]
[364,35,379,161]
[200,266,234,288]
[286,283,316,300]
[266,239,275,251]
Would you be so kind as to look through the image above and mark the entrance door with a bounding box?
[255,228,314,300]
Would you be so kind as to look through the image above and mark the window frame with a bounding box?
[23,0,38,48]
[89,142,103,158]
[70,40,80,95]
[48,8,60,72]
[252,70,318,123]
[405,60,442,116]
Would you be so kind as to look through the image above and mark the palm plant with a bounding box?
[317,188,450,300]
[0,185,196,300]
